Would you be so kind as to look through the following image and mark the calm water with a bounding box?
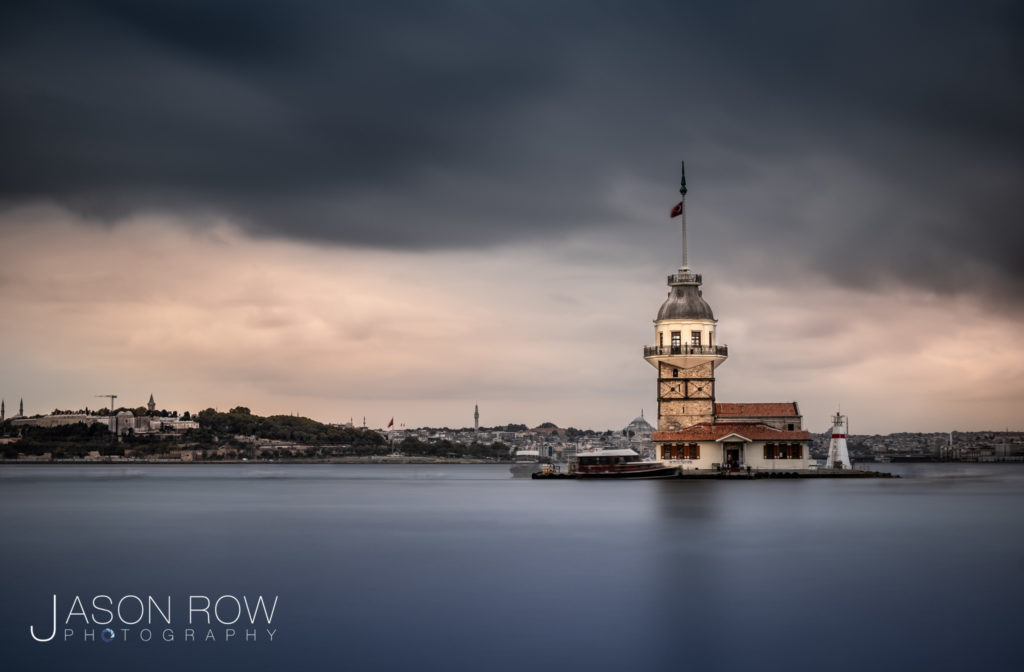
[1,463,1022,671]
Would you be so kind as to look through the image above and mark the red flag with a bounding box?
[387,418,394,428]
[670,201,683,218]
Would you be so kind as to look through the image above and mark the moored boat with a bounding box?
[572,447,678,479]
[510,446,550,478]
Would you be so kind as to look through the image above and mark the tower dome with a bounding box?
[656,282,715,321]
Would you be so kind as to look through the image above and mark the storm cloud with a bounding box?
[1,1,1020,305]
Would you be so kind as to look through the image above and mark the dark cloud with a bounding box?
[1,1,1021,303]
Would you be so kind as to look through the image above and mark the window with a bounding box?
[659,332,664,347]
[787,423,795,431]
[670,332,681,352]
[691,331,701,346]
[663,444,699,460]
[789,444,802,459]
[764,444,774,460]
[672,368,679,378]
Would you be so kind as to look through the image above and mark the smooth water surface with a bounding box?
[1,463,1022,671]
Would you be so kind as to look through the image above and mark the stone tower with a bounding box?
[643,163,728,431]
[148,394,156,413]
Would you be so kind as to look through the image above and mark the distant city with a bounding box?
[1,396,1021,464]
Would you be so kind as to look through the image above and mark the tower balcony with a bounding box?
[643,344,728,369]
[668,272,702,285]
[644,344,728,358]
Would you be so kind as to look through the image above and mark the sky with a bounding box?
[0,0,1021,433]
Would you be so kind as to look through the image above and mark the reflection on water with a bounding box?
[1,463,1022,672]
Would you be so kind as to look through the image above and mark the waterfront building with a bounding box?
[646,164,813,471]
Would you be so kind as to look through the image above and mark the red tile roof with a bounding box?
[715,402,800,418]
[653,422,811,442]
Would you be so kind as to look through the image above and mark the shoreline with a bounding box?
[0,457,505,466]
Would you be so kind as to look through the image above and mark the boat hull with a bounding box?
[574,465,679,479]
[510,462,542,478]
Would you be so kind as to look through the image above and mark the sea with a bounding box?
[1,462,1021,672]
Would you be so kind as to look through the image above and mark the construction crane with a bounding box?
[96,394,118,439]
[95,394,118,413]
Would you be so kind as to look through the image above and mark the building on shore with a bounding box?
[646,163,814,471]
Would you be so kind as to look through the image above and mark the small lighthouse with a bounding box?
[825,411,852,469]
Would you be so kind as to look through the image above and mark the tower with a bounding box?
[825,411,852,469]
[643,162,728,431]
[148,394,156,413]
[19,398,23,417]
[1,399,4,421]
[474,403,479,433]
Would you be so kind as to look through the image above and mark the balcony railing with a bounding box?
[667,272,702,284]
[644,344,728,358]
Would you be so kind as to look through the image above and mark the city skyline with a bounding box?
[1,2,1021,433]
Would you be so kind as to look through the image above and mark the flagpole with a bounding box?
[680,160,688,270]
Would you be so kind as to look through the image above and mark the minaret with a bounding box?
[19,398,24,417]
[1,400,4,422]
[643,162,728,431]
[474,404,479,434]
[148,394,156,413]
[825,411,852,469]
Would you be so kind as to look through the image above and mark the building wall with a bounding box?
[10,415,107,429]
[657,361,715,430]
[657,440,813,470]
[654,317,717,349]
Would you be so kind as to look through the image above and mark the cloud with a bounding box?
[1,206,1021,432]
[0,1,1020,313]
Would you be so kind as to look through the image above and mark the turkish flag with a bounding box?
[387,418,394,428]
[670,201,683,218]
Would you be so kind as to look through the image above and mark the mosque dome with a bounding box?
[656,283,715,321]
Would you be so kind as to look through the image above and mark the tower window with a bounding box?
[671,332,681,347]
[691,331,701,346]
[659,332,664,347]
[672,368,679,378]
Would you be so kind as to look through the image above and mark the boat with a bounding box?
[509,445,550,478]
[571,447,679,479]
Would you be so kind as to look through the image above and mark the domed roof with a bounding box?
[626,414,653,431]
[657,283,715,321]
